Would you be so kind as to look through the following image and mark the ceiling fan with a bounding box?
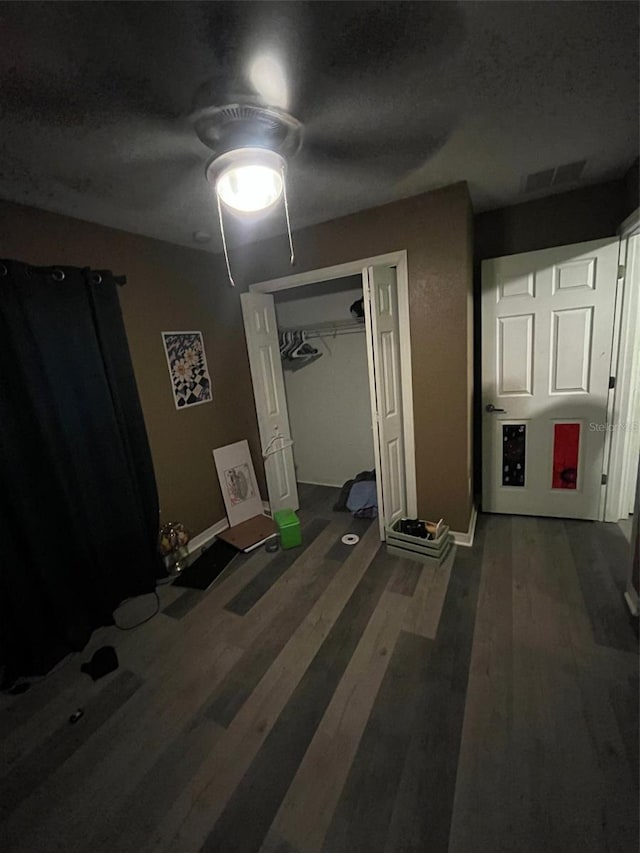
[187,43,453,284]
[0,2,459,254]
[190,59,451,207]
[193,55,302,212]
[188,55,304,283]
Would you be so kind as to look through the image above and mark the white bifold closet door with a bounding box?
[240,292,299,514]
[364,264,406,533]
[242,269,407,535]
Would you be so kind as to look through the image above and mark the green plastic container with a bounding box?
[273,508,302,550]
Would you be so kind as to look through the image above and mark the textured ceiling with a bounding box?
[0,1,638,252]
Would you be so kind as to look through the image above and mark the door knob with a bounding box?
[486,403,506,413]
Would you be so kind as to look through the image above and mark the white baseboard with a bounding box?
[187,517,229,555]
[178,502,278,567]
[451,504,477,548]
[624,585,639,617]
[187,499,274,555]
[297,479,343,489]
[264,493,477,548]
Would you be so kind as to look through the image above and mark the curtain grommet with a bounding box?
[91,273,102,285]
[0,263,7,277]
[52,269,66,282]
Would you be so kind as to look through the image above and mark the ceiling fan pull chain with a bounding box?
[216,193,236,287]
[282,166,295,266]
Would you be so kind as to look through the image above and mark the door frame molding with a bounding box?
[604,208,640,521]
[362,266,386,540]
[249,250,417,519]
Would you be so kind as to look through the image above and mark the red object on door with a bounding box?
[552,423,580,489]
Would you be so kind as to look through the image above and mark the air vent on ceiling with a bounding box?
[524,168,555,193]
[552,160,587,185]
[523,160,587,194]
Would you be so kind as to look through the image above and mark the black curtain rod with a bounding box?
[0,261,127,286]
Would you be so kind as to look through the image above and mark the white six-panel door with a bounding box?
[364,265,406,531]
[482,238,619,519]
[240,292,299,514]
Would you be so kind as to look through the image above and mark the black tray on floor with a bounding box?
[172,539,238,591]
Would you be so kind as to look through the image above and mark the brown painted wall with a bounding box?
[230,182,474,532]
[1,180,474,534]
[475,177,633,262]
[623,159,639,221]
[0,199,264,536]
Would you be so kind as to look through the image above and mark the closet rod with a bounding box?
[279,319,365,337]
[303,327,365,340]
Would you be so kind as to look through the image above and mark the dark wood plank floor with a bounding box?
[1,496,638,853]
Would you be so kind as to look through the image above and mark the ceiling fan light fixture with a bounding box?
[217,164,282,213]
[207,147,285,214]
[207,147,295,288]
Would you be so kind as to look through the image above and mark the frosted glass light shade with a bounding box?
[207,148,286,215]
[217,164,283,213]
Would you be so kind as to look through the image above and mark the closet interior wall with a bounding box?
[274,276,375,488]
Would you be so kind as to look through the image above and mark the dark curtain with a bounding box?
[0,259,160,682]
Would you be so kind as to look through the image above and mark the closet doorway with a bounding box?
[241,251,416,541]
[275,275,374,514]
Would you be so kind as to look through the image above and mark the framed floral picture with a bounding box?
[161,331,212,409]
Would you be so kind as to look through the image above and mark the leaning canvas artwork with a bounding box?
[224,463,256,506]
[162,331,212,409]
[213,440,264,527]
